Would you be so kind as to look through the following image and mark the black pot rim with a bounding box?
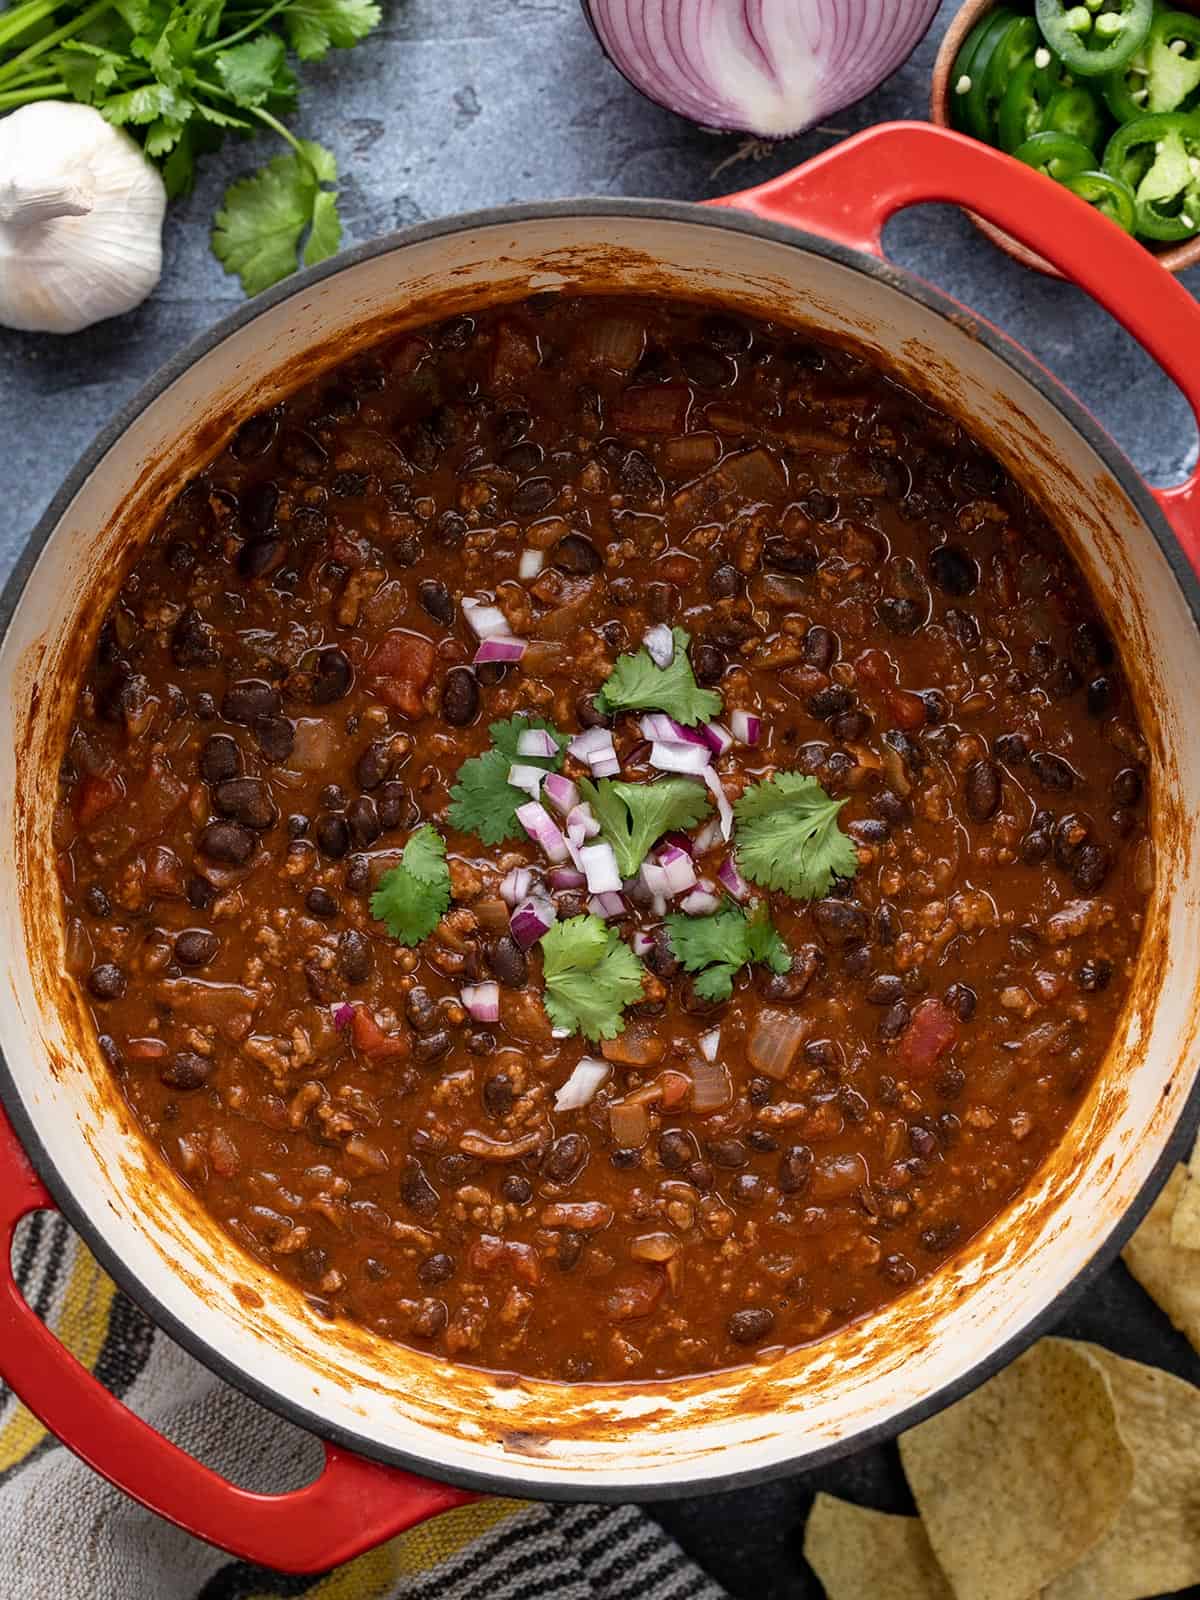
[3,193,1199,1514]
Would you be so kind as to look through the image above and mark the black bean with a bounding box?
[945,607,981,649]
[187,874,217,909]
[682,345,735,386]
[237,537,285,581]
[552,533,602,574]
[1112,766,1143,806]
[511,477,558,519]
[483,1073,515,1118]
[708,563,740,600]
[929,544,978,595]
[808,685,854,721]
[418,1253,456,1286]
[160,1051,212,1091]
[541,1133,588,1184]
[658,1129,695,1172]
[501,1174,533,1205]
[165,541,197,577]
[556,1230,585,1272]
[691,640,725,686]
[194,692,217,721]
[1087,675,1118,717]
[337,929,372,984]
[377,781,412,831]
[1071,842,1112,892]
[501,442,543,476]
[964,759,1002,822]
[171,607,219,669]
[921,688,949,724]
[232,411,279,461]
[489,935,527,988]
[222,679,280,725]
[278,429,326,478]
[878,1001,912,1041]
[199,734,241,786]
[728,1307,775,1345]
[883,1253,917,1286]
[240,480,279,535]
[802,625,837,670]
[400,1159,439,1218]
[355,741,392,790]
[866,973,904,1005]
[1072,619,1114,669]
[332,470,369,499]
[419,579,455,625]
[730,1174,766,1207]
[575,692,610,729]
[253,716,294,764]
[199,821,256,865]
[920,1221,961,1255]
[83,884,111,919]
[345,855,370,894]
[1077,958,1113,992]
[756,944,823,1002]
[287,814,309,838]
[764,536,818,576]
[811,899,868,947]
[406,986,439,1033]
[946,982,977,1022]
[1047,660,1082,700]
[413,1030,453,1064]
[347,795,381,848]
[611,1148,642,1170]
[876,902,901,946]
[306,887,338,918]
[849,818,889,845]
[1029,751,1076,791]
[994,732,1027,766]
[86,963,126,1001]
[441,667,480,727]
[702,313,752,352]
[314,814,350,858]
[392,531,423,566]
[773,1145,813,1200]
[321,784,347,810]
[213,777,277,832]
[175,929,218,967]
[708,1138,749,1170]
[879,596,924,635]
[309,647,353,705]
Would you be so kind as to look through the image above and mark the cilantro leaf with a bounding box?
[215,33,289,108]
[579,776,711,879]
[304,187,341,267]
[734,773,859,901]
[595,627,723,727]
[665,903,790,1002]
[282,0,382,60]
[211,141,339,296]
[540,915,646,1042]
[369,825,450,945]
[447,716,568,846]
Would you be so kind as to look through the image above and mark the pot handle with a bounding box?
[0,1100,475,1573]
[713,120,1200,575]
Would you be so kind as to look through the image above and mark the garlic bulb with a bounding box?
[0,102,166,335]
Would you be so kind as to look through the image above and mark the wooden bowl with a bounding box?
[931,0,1200,277]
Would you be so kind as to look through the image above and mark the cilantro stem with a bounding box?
[194,0,292,58]
[0,78,66,108]
[0,0,115,90]
[0,1,59,54]
[192,76,307,159]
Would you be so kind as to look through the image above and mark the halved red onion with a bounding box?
[698,1026,721,1063]
[461,981,500,1024]
[548,865,587,890]
[517,549,544,580]
[580,840,622,894]
[657,844,697,896]
[543,773,580,815]
[680,885,722,916]
[730,708,761,746]
[703,765,734,840]
[554,1056,610,1112]
[516,727,560,760]
[702,721,734,757]
[507,762,546,800]
[516,800,570,863]
[717,856,750,901]
[462,599,509,638]
[474,636,527,665]
[583,0,940,140]
[643,623,675,668]
[333,1002,356,1032]
[650,740,711,775]
[498,866,533,908]
[510,891,557,948]
[631,930,655,958]
[588,890,628,920]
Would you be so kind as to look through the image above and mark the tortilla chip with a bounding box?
[1169,1134,1200,1250]
[1123,1164,1200,1354]
[803,1493,954,1600]
[1043,1343,1200,1600]
[899,1338,1133,1600]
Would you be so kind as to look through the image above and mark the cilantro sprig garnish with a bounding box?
[733,773,859,901]
[447,716,569,846]
[665,902,790,1003]
[369,825,451,945]
[539,914,645,1042]
[595,627,723,726]
[0,0,382,294]
[579,776,712,879]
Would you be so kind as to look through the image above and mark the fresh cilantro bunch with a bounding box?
[595,627,723,726]
[665,902,790,1002]
[369,825,451,945]
[448,716,568,846]
[734,773,859,901]
[539,914,645,1042]
[0,0,382,294]
[579,776,711,878]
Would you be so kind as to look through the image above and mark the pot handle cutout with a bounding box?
[714,120,1200,577]
[0,1100,475,1573]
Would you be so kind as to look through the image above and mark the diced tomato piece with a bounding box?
[886,689,927,732]
[143,844,186,898]
[613,384,691,436]
[899,998,959,1074]
[605,1269,665,1323]
[135,755,187,838]
[854,648,894,691]
[74,772,124,828]
[364,630,436,718]
[468,1235,541,1286]
[125,1037,168,1060]
[659,1069,692,1110]
[350,1006,410,1060]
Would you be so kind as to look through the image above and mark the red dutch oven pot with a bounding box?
[2,123,1200,1572]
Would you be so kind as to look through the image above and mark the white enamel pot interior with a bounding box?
[2,197,1200,1501]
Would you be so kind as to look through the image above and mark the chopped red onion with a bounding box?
[588,890,628,920]
[583,0,940,140]
[461,981,500,1024]
[693,818,721,854]
[507,762,546,800]
[498,866,533,908]
[690,1056,731,1112]
[553,1056,609,1112]
[580,840,622,894]
[730,708,761,746]
[510,891,557,948]
[639,859,671,898]
[650,740,711,775]
[703,765,734,840]
[642,713,709,749]
[568,726,613,761]
[516,727,559,760]
[717,856,751,901]
[657,845,697,896]
[548,865,587,890]
[643,623,675,668]
[516,801,570,863]
[631,930,655,957]
[566,803,600,846]
[462,599,510,639]
[590,752,621,777]
[702,721,734,756]
[651,893,668,918]
[474,636,527,665]
[660,830,695,857]
[517,549,544,580]
[680,885,722,916]
[333,1002,356,1032]
[698,1026,721,1063]
[543,773,580,815]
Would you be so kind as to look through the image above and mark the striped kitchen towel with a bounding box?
[0,1214,729,1600]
